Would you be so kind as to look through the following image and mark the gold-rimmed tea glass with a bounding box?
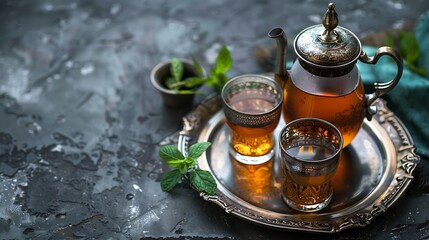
[221,74,283,165]
[279,118,343,212]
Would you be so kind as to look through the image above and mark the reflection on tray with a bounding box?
[181,98,420,233]
[209,120,386,214]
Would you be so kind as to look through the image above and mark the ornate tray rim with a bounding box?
[178,95,420,233]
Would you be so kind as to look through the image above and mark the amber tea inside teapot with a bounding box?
[269,3,403,147]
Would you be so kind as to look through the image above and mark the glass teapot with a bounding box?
[269,3,403,147]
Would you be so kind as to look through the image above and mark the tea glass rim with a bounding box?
[279,117,344,164]
[221,74,284,117]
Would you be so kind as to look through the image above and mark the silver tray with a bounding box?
[178,96,420,233]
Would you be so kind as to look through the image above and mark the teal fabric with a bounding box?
[358,11,429,157]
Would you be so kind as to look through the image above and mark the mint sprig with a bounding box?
[166,45,232,94]
[386,31,427,77]
[159,142,216,195]
[205,45,232,93]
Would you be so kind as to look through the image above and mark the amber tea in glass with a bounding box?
[221,74,283,165]
[279,118,343,212]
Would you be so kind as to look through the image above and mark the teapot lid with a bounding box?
[294,3,361,68]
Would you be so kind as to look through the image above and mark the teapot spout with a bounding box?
[269,28,289,87]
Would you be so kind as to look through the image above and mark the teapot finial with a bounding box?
[320,3,340,43]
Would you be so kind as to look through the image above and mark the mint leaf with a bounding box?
[385,32,394,48]
[179,164,188,175]
[158,142,216,195]
[215,45,232,74]
[408,64,428,77]
[204,75,217,86]
[184,157,196,165]
[170,58,183,82]
[159,145,184,162]
[177,89,198,95]
[215,73,229,93]
[188,142,211,160]
[183,77,206,88]
[192,56,204,76]
[160,169,183,192]
[398,31,419,63]
[217,73,229,84]
[165,77,178,89]
[165,159,184,168]
[397,31,427,77]
[190,169,217,195]
[210,67,217,76]
[166,43,232,95]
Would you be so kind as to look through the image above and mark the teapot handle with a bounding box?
[359,47,403,120]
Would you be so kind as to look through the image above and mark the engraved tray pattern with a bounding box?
[178,96,420,233]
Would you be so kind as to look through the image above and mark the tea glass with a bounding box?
[221,74,283,165]
[279,118,343,212]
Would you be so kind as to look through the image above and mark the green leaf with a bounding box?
[170,58,184,82]
[160,169,183,192]
[204,74,217,86]
[179,164,188,175]
[387,31,426,77]
[407,63,428,77]
[165,159,184,168]
[215,73,229,92]
[188,142,211,160]
[159,145,184,162]
[218,73,229,84]
[165,77,178,89]
[210,66,217,76]
[190,169,217,195]
[183,77,206,88]
[398,31,419,63]
[177,89,197,95]
[215,45,232,74]
[184,157,196,165]
[385,32,394,48]
[415,67,428,77]
[192,56,205,76]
